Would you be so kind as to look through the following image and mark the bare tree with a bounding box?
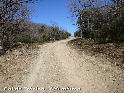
[0,0,36,52]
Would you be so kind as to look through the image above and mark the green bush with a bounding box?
[93,17,124,43]
[42,34,50,42]
[109,17,124,42]
[15,24,71,44]
[98,25,111,43]
[18,36,39,43]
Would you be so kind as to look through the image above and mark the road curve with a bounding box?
[10,37,124,93]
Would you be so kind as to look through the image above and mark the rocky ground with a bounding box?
[0,43,40,93]
[0,37,124,93]
[68,38,124,68]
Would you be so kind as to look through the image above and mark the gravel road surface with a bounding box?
[2,37,124,93]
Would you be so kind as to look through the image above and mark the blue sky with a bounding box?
[30,0,77,36]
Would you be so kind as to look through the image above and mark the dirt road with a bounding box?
[2,37,124,93]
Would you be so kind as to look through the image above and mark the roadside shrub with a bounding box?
[42,34,50,42]
[14,23,71,44]
[16,34,39,43]
[109,17,124,42]
[98,25,111,43]
[92,17,124,43]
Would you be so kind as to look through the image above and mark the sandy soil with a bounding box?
[1,37,124,93]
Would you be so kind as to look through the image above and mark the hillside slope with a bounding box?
[0,37,124,93]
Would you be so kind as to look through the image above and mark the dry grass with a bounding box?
[68,38,124,68]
